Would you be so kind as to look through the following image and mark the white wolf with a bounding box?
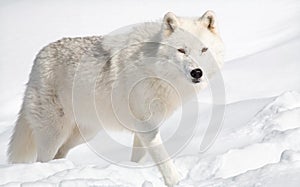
[8,11,224,186]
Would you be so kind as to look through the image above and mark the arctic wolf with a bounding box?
[8,11,224,186]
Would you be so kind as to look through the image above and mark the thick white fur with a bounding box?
[8,11,224,186]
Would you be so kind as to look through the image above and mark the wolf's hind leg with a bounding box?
[131,133,147,163]
[34,121,71,162]
[54,126,85,159]
[30,94,73,162]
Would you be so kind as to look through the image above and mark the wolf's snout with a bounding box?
[190,68,203,79]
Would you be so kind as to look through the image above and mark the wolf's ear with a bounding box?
[200,10,218,34]
[163,12,179,36]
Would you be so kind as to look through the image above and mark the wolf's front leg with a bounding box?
[131,133,147,163]
[137,130,180,187]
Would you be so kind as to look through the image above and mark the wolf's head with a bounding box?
[158,11,225,85]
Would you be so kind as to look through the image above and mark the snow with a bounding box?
[1,0,300,186]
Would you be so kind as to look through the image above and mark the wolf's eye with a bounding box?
[201,47,208,53]
[177,48,186,54]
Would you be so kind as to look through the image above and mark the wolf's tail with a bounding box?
[7,111,36,163]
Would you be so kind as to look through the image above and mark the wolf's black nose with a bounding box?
[190,68,203,79]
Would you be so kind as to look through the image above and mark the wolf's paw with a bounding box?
[164,170,181,187]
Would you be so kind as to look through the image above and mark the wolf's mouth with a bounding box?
[192,79,200,83]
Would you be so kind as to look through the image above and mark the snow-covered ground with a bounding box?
[1,0,300,186]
